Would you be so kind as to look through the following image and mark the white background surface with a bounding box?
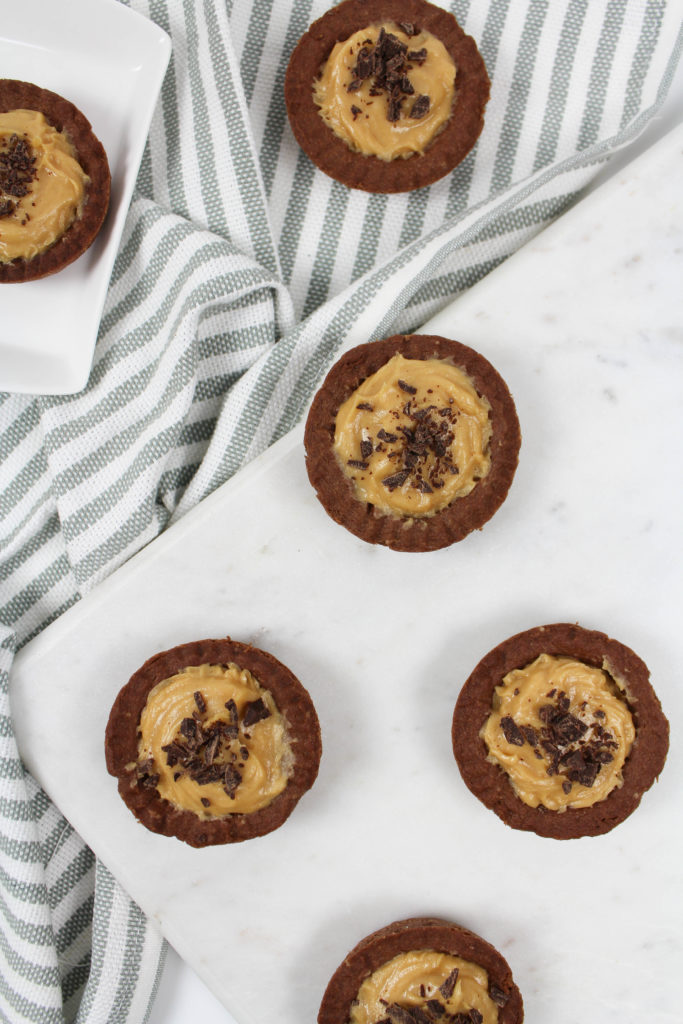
[8,45,683,1024]
[146,55,683,1024]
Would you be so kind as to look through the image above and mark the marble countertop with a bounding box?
[11,63,683,1024]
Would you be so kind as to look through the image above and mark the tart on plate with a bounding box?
[105,637,322,847]
[0,79,110,282]
[452,623,669,839]
[285,0,490,192]
[304,334,520,551]
[318,917,523,1024]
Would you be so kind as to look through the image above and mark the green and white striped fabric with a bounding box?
[1,0,681,1019]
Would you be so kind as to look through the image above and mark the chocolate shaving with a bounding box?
[488,984,509,1007]
[346,28,431,125]
[242,697,271,728]
[500,715,525,746]
[439,966,459,1000]
[410,95,430,119]
[500,687,622,791]
[0,134,37,214]
[398,378,418,394]
[382,469,410,491]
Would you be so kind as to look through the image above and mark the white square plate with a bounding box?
[0,0,171,396]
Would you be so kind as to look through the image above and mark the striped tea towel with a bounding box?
[1,0,681,1020]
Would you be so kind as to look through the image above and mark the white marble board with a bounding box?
[10,126,683,1024]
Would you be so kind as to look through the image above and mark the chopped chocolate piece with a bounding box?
[356,401,374,411]
[377,428,398,443]
[360,438,374,459]
[407,47,428,63]
[399,22,415,36]
[488,984,509,1007]
[519,724,538,746]
[439,966,459,1000]
[426,1000,445,1016]
[200,797,211,807]
[398,378,418,394]
[467,1012,483,1024]
[242,697,271,728]
[410,94,430,119]
[500,715,525,746]
[223,763,242,797]
[179,717,200,743]
[194,690,206,714]
[351,104,362,119]
[386,1005,416,1024]
[347,458,369,469]
[382,469,410,491]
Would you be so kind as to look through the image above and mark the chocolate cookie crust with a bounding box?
[284,0,490,192]
[105,637,322,847]
[0,79,110,283]
[452,623,669,839]
[318,917,524,1024]
[304,334,520,552]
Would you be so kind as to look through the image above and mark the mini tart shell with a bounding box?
[284,0,490,192]
[0,79,111,283]
[105,637,322,847]
[304,334,521,552]
[452,623,670,840]
[318,917,524,1024]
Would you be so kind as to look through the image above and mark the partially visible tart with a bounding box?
[304,334,520,551]
[285,0,490,192]
[0,79,110,283]
[318,917,523,1024]
[452,623,669,839]
[105,637,322,847]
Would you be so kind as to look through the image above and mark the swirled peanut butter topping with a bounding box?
[482,654,636,811]
[334,353,491,517]
[135,663,293,819]
[313,23,456,160]
[0,110,88,263]
[348,950,502,1024]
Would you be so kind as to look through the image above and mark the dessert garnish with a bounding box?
[481,654,635,811]
[0,109,88,264]
[314,22,455,160]
[334,353,491,517]
[135,663,292,819]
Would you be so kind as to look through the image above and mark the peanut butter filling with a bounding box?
[135,663,293,819]
[334,353,491,517]
[0,109,88,263]
[313,23,456,160]
[348,950,500,1024]
[482,654,636,811]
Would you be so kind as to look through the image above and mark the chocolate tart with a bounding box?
[105,637,322,847]
[285,0,490,192]
[0,79,110,283]
[452,623,669,839]
[304,334,520,552]
[318,917,523,1023]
